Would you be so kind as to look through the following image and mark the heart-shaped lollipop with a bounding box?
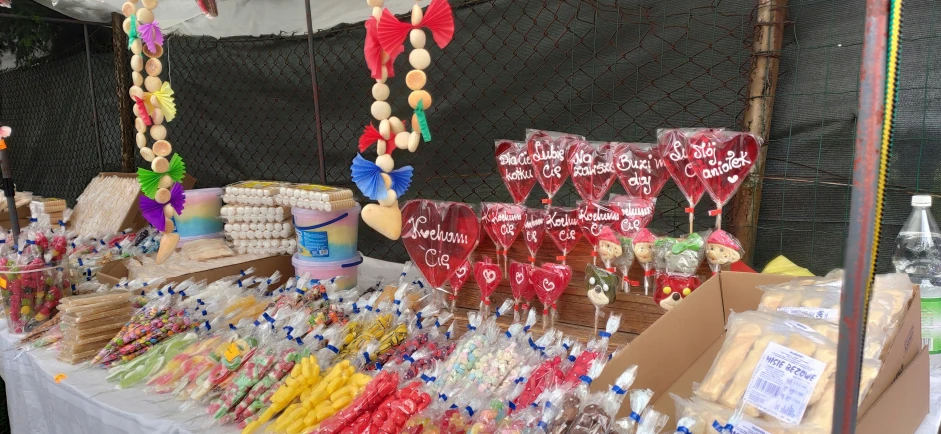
[545,206,581,263]
[447,259,472,310]
[657,129,707,207]
[575,200,622,247]
[401,200,480,289]
[568,141,616,202]
[613,142,671,202]
[509,260,535,309]
[474,260,502,306]
[527,130,580,202]
[486,203,525,251]
[495,140,538,204]
[608,195,655,237]
[532,263,572,328]
[523,207,547,263]
[686,131,761,208]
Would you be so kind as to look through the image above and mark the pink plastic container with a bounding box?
[292,253,362,291]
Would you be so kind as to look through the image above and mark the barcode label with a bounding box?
[924,337,933,351]
[754,378,781,396]
[743,342,826,425]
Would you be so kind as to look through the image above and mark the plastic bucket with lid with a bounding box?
[292,253,363,291]
[292,203,360,262]
[173,188,224,238]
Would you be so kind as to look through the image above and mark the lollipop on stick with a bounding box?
[508,260,535,321]
[686,130,761,229]
[611,235,635,293]
[576,200,621,266]
[495,140,537,204]
[613,142,670,203]
[568,140,616,202]
[609,195,655,238]
[447,259,472,312]
[400,200,480,299]
[704,229,744,274]
[532,263,571,329]
[526,129,583,207]
[523,207,547,265]
[631,229,657,295]
[473,258,502,318]
[481,202,524,273]
[585,264,618,334]
[657,129,708,233]
[545,206,581,266]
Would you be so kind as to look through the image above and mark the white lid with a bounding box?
[913,195,932,207]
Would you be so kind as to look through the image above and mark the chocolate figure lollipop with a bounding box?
[585,264,618,334]
[631,229,657,295]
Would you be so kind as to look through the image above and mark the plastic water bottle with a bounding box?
[892,195,941,362]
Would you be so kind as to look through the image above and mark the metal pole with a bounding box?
[832,0,889,431]
[304,0,328,185]
[84,24,104,172]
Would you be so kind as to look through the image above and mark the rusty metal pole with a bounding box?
[305,0,328,185]
[111,12,137,172]
[731,0,788,265]
[84,24,104,172]
[832,0,889,431]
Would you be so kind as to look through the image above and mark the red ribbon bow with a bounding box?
[377,0,455,55]
[364,17,405,80]
[358,124,393,154]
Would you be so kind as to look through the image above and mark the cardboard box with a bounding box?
[595,272,928,433]
[90,172,197,232]
[96,254,295,287]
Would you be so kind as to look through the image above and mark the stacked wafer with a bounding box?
[57,291,134,364]
[276,184,356,211]
[222,181,296,255]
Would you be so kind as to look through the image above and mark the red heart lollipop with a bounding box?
[474,260,502,304]
[509,260,535,304]
[657,129,707,206]
[545,207,581,260]
[613,142,671,202]
[481,202,505,248]
[401,200,480,289]
[527,130,580,201]
[448,259,472,292]
[609,195,655,237]
[495,140,538,204]
[484,203,525,250]
[575,200,622,247]
[568,141,617,202]
[686,131,761,207]
[532,263,572,307]
[523,208,547,261]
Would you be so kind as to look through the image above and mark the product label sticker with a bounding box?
[297,184,340,193]
[732,420,770,434]
[223,343,241,362]
[780,319,817,334]
[743,341,825,425]
[921,297,941,354]
[777,306,838,322]
[298,230,330,257]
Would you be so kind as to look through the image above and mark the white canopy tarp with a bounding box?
[34,0,417,37]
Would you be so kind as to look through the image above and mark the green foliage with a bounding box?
[0,1,58,67]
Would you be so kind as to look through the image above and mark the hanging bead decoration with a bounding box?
[122,0,188,264]
[354,0,454,240]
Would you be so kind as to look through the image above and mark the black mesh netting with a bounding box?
[1,0,938,273]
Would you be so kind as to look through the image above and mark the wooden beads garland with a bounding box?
[122,0,183,263]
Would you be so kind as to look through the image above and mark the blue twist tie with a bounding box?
[201,310,208,316]
[579,375,593,385]
[237,280,243,288]
[608,353,614,361]
[393,299,401,305]
[450,404,458,409]
[204,321,211,330]
[545,401,552,409]
[568,355,576,362]
[240,270,247,276]
[438,393,448,401]
[374,362,382,370]
[712,421,733,433]
[435,320,441,327]
[322,292,329,301]
[295,337,304,345]
[465,406,475,417]
[415,281,424,288]
[630,411,641,423]
[528,337,538,350]
[254,320,261,327]
[315,334,324,341]
[612,385,627,395]
[157,290,164,296]
[403,354,415,363]
[523,325,532,332]
[445,331,452,339]
[514,377,525,384]
[179,291,187,297]
[263,312,274,323]
[495,310,502,318]
[562,342,570,350]
[537,421,547,429]
[598,331,612,338]
[676,428,691,434]
[420,374,436,383]
[229,324,237,330]
[168,287,175,295]
[508,401,516,411]
[363,352,371,363]
[505,331,513,338]
[467,324,477,331]
[416,319,423,330]
[78,258,84,266]
[326,345,339,354]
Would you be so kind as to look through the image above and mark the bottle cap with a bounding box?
[913,195,932,207]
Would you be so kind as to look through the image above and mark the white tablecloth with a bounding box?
[0,255,936,434]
